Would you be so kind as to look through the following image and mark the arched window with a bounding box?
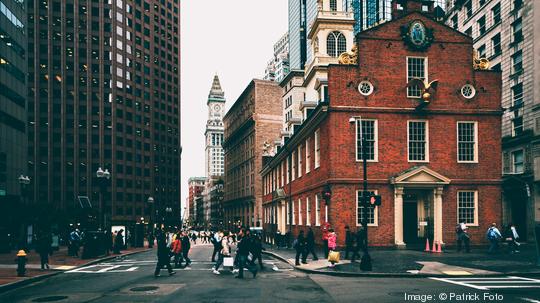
[330,0,337,11]
[326,31,347,57]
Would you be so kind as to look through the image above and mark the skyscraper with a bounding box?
[0,0,28,244]
[26,0,181,229]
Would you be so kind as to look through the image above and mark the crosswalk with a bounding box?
[430,276,540,290]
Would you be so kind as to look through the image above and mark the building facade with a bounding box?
[0,0,28,246]
[205,75,225,178]
[262,0,502,248]
[26,0,181,231]
[223,80,283,229]
[264,33,290,83]
[445,0,540,240]
[187,177,205,225]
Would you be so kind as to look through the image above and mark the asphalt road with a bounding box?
[2,243,540,302]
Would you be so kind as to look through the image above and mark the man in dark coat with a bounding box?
[306,228,319,261]
[249,234,265,270]
[351,226,366,263]
[180,231,192,267]
[294,230,308,266]
[154,231,176,277]
[36,232,52,270]
[235,230,257,279]
[113,230,124,254]
[344,226,354,259]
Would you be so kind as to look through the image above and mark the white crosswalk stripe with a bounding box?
[430,276,540,290]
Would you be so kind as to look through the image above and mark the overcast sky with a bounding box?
[180,1,288,214]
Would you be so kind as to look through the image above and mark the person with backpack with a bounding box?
[486,223,502,254]
[211,230,223,262]
[294,230,308,266]
[456,222,470,253]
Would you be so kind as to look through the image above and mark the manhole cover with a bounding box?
[130,286,159,292]
[32,296,69,302]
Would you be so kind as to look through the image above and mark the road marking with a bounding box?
[430,276,540,290]
[521,298,540,303]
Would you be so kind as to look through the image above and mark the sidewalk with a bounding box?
[263,244,540,277]
[0,245,150,288]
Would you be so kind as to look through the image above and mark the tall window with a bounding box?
[512,149,524,173]
[512,18,523,43]
[457,122,477,162]
[512,83,523,107]
[492,33,501,56]
[408,121,428,162]
[327,31,346,58]
[286,202,290,224]
[492,3,501,24]
[512,51,523,74]
[465,1,472,18]
[457,191,477,225]
[291,151,296,181]
[407,57,427,98]
[292,199,296,225]
[357,190,377,226]
[315,194,321,226]
[330,0,337,11]
[478,16,486,35]
[513,116,523,136]
[297,145,302,177]
[298,199,302,225]
[305,138,311,173]
[356,119,377,161]
[306,197,311,226]
[314,130,320,168]
[281,161,285,187]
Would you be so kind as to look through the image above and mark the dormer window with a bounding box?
[327,31,346,57]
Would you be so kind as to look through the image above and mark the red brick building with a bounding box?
[261,0,502,248]
[187,177,206,224]
[223,80,282,230]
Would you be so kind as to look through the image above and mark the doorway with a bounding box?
[511,195,528,241]
[403,194,419,245]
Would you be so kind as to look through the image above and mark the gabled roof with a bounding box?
[391,166,451,186]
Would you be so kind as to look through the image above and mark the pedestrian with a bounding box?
[147,232,155,249]
[306,227,319,261]
[104,230,112,255]
[250,234,265,270]
[294,230,308,266]
[344,226,354,259]
[211,230,223,262]
[456,222,470,253]
[191,232,197,244]
[212,231,230,274]
[351,226,365,262]
[486,223,502,254]
[181,231,192,267]
[506,223,520,253]
[154,231,176,277]
[322,223,330,258]
[170,233,182,268]
[36,232,52,270]
[235,229,257,279]
[113,229,124,254]
[69,229,81,257]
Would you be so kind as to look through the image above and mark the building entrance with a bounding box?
[403,194,419,245]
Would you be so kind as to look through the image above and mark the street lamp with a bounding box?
[96,167,111,229]
[349,116,372,271]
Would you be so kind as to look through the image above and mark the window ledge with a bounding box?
[458,161,479,164]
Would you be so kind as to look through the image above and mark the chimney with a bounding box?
[392,0,435,19]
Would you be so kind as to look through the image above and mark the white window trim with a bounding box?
[286,202,290,225]
[356,190,379,227]
[457,190,479,227]
[306,197,311,226]
[355,119,379,162]
[291,151,296,181]
[315,194,321,226]
[292,199,296,225]
[457,121,478,163]
[511,148,525,174]
[305,138,311,174]
[297,145,302,178]
[407,120,430,163]
[406,56,428,98]
[298,199,302,225]
[314,130,321,169]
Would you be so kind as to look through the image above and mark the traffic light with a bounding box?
[369,195,382,207]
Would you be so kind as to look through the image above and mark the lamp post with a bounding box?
[349,116,372,271]
[96,167,111,230]
[147,196,155,229]
[18,175,31,249]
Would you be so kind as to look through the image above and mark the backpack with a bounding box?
[486,228,498,240]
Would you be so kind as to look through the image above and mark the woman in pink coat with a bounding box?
[327,229,337,267]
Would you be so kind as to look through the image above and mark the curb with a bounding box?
[0,248,151,294]
[262,251,540,278]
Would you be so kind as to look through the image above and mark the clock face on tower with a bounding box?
[214,105,221,112]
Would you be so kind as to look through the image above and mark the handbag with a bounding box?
[223,257,234,267]
[247,252,253,262]
[328,250,340,263]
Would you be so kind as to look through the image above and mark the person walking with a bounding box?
[351,226,365,263]
[344,226,354,260]
[170,233,183,268]
[154,231,176,277]
[486,223,502,254]
[456,222,470,253]
[322,223,330,258]
[113,229,124,254]
[506,223,520,253]
[36,232,52,270]
[181,231,192,267]
[69,229,81,257]
[212,231,230,274]
[294,230,308,266]
[306,228,319,261]
[235,230,257,279]
[250,234,265,270]
[211,231,223,262]
[327,228,337,267]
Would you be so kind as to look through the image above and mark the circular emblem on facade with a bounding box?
[401,20,434,51]
[461,84,476,99]
[358,81,374,96]
[409,21,427,47]
[214,105,221,112]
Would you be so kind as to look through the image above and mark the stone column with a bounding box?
[394,186,406,247]
[433,187,444,245]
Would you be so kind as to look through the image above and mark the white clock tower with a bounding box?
[205,75,226,178]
